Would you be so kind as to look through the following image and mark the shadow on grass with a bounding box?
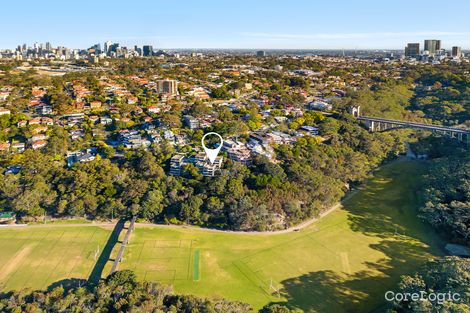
[271,240,432,312]
[47,278,88,292]
[266,161,446,312]
[0,278,88,300]
[87,219,125,285]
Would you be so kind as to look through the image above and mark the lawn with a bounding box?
[0,160,445,312]
[119,160,445,312]
[0,226,111,291]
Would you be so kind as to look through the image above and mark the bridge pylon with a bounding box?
[349,106,361,118]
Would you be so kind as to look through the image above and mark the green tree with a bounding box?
[179,195,203,223]
[140,189,164,220]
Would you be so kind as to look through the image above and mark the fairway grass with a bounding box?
[119,160,444,312]
[0,160,445,312]
[0,226,111,291]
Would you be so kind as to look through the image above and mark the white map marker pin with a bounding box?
[201,132,223,164]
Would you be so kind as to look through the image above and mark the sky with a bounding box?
[1,0,470,50]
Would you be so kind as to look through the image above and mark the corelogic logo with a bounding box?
[385,290,462,305]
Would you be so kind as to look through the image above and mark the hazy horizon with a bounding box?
[1,0,470,50]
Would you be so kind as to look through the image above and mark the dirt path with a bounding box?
[0,223,115,229]
[0,190,359,235]
[134,205,340,235]
[136,190,359,235]
[0,204,341,235]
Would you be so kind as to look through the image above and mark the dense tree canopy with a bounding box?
[0,115,406,230]
[409,67,470,126]
[389,257,469,313]
[420,152,469,245]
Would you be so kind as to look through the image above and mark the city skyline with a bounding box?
[8,39,470,55]
[1,0,470,50]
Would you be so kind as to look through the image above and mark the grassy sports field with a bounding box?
[0,226,112,291]
[119,160,444,312]
[0,160,444,312]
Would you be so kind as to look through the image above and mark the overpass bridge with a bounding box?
[349,106,470,147]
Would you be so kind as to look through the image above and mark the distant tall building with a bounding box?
[256,50,266,57]
[134,45,142,56]
[424,39,441,54]
[405,43,420,57]
[109,43,119,54]
[90,43,101,54]
[45,42,52,50]
[143,45,153,56]
[56,46,71,60]
[452,46,462,58]
[104,41,112,54]
[156,79,178,95]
